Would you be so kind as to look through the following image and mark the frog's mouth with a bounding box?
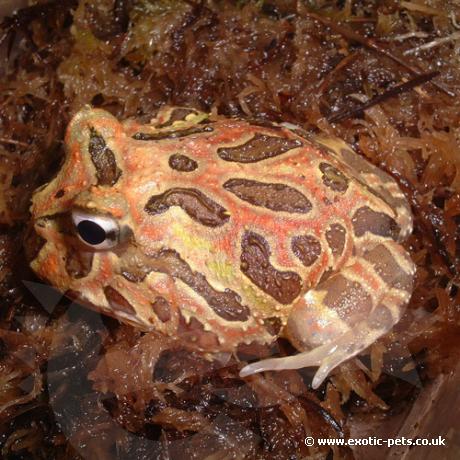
[63,288,152,331]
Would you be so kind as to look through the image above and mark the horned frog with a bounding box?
[28,106,415,388]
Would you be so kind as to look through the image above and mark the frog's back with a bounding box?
[122,111,412,326]
[124,111,412,256]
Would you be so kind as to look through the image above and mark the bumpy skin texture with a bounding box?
[29,106,415,388]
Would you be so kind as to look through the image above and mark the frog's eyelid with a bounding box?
[71,210,118,230]
[71,210,119,250]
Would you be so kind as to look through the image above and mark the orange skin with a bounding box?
[29,106,415,387]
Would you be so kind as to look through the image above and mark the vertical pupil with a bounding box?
[77,220,106,245]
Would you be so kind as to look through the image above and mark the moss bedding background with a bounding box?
[0,0,459,458]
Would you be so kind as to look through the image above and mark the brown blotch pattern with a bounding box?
[121,268,146,283]
[318,268,334,283]
[217,133,302,163]
[88,128,122,186]
[264,316,283,336]
[352,206,400,240]
[241,231,302,304]
[145,187,230,227]
[325,223,346,257]
[223,178,312,213]
[154,250,250,322]
[104,286,136,315]
[168,153,198,172]
[132,125,213,140]
[322,275,372,324]
[151,296,172,323]
[363,244,413,292]
[291,234,321,267]
[122,248,251,322]
[65,250,94,279]
[319,162,349,193]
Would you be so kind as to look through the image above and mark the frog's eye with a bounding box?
[71,210,119,250]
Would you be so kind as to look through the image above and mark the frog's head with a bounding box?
[26,107,152,328]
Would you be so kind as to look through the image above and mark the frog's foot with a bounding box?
[240,241,415,389]
[240,322,385,389]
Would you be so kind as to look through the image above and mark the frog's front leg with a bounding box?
[240,241,415,389]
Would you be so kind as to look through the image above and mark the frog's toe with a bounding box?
[239,344,325,380]
[308,329,377,388]
[238,341,349,388]
[238,337,349,388]
[239,327,384,388]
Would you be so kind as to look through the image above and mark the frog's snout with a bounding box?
[31,214,59,234]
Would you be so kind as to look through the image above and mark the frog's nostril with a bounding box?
[34,216,56,230]
[34,217,47,229]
